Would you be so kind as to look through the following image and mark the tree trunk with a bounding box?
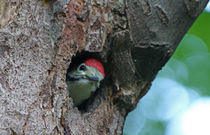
[0,0,208,134]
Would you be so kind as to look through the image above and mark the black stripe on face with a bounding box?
[68,77,80,81]
[66,75,83,81]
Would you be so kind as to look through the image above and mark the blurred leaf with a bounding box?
[167,58,189,84]
[184,53,210,96]
[188,11,210,51]
[173,34,208,61]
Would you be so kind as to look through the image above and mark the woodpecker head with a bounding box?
[66,59,105,106]
[67,59,105,83]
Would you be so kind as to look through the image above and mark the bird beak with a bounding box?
[87,76,99,81]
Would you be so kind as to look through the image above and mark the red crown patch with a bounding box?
[85,59,105,77]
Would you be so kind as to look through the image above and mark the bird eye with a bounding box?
[79,64,86,71]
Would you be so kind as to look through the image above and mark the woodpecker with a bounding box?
[66,59,105,106]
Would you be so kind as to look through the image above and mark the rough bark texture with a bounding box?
[0,0,208,134]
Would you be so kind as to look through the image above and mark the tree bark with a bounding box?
[0,0,208,134]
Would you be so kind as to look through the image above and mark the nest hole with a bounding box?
[66,51,107,112]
